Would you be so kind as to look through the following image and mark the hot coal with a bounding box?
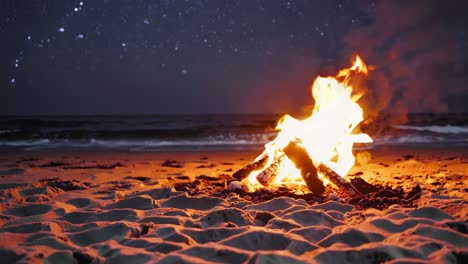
[195,175,219,181]
[350,177,380,194]
[174,175,190,180]
[174,175,421,209]
[348,184,421,210]
[405,184,421,201]
[228,187,326,204]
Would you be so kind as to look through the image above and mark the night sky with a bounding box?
[1,0,467,115]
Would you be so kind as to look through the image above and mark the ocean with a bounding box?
[0,113,467,151]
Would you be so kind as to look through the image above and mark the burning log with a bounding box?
[317,164,362,197]
[256,153,287,186]
[231,141,362,197]
[283,141,362,196]
[283,141,325,194]
[232,154,268,181]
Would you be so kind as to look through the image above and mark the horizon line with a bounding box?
[0,111,467,117]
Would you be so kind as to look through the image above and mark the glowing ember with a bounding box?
[243,56,373,191]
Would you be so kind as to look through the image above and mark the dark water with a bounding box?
[0,113,467,151]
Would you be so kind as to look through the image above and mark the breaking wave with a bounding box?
[395,125,468,134]
[1,114,467,151]
[0,136,271,151]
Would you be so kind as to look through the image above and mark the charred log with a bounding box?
[317,163,362,197]
[256,153,287,186]
[283,141,325,194]
[232,154,268,181]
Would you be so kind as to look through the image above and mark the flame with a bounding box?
[244,56,373,191]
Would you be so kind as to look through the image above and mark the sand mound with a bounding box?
[290,226,332,243]
[265,218,302,231]
[69,222,140,246]
[160,194,225,210]
[318,227,384,247]
[0,249,25,263]
[282,209,344,228]
[313,245,424,263]
[220,229,318,255]
[408,206,455,221]
[243,197,307,212]
[135,187,183,200]
[61,209,139,224]
[65,197,92,208]
[200,208,254,227]
[176,244,250,263]
[4,204,52,217]
[106,195,154,210]
[181,227,247,243]
[0,222,60,234]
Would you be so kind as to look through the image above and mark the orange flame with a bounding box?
[244,56,373,191]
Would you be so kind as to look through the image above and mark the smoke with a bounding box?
[344,0,468,123]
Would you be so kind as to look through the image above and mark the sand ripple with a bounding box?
[0,186,467,263]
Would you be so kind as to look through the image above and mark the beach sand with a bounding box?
[0,146,466,263]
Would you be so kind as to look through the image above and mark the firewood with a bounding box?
[283,141,325,194]
[317,164,362,197]
[256,153,287,186]
[232,154,268,181]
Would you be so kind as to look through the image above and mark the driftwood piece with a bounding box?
[232,154,268,181]
[283,141,325,194]
[256,153,287,186]
[317,164,362,197]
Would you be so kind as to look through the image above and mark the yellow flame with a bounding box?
[244,56,373,191]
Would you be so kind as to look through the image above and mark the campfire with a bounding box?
[231,56,373,196]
